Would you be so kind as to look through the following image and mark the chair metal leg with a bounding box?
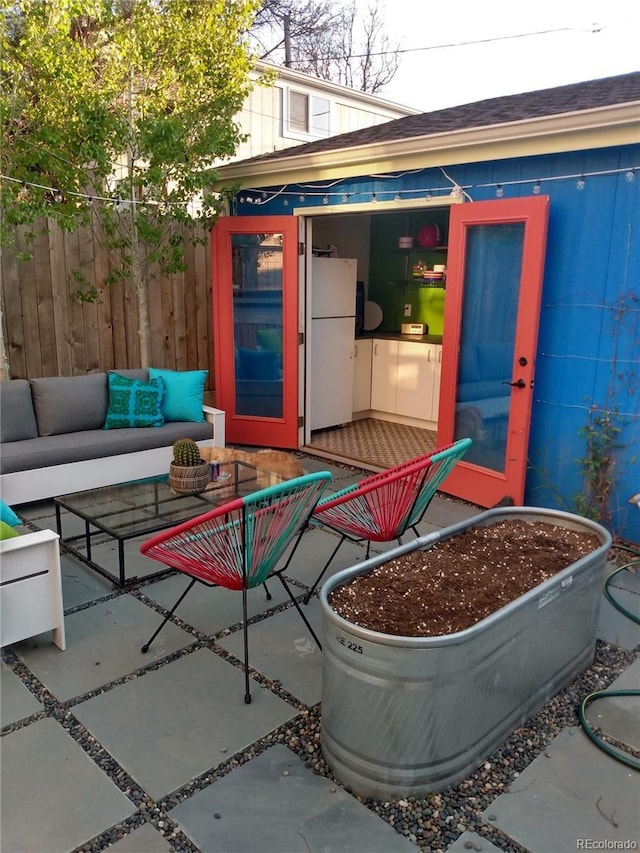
[277,574,322,651]
[242,584,251,703]
[303,535,346,604]
[141,578,197,653]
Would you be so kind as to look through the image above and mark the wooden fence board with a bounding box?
[1,218,214,384]
[49,222,72,377]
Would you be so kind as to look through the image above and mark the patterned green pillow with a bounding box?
[103,373,165,430]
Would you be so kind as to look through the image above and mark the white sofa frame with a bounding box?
[0,528,66,650]
[1,405,226,506]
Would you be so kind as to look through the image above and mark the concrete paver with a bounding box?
[72,648,298,801]
[170,744,418,853]
[1,718,134,853]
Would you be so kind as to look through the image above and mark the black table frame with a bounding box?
[54,463,275,587]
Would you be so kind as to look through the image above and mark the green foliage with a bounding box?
[574,409,622,525]
[172,437,202,467]
[1,0,263,363]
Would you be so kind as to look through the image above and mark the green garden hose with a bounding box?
[577,545,640,770]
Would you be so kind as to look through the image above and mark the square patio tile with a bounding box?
[584,660,640,751]
[170,744,418,853]
[216,600,324,705]
[281,527,368,590]
[446,831,503,852]
[13,594,193,700]
[73,648,298,800]
[483,726,640,850]
[142,572,289,637]
[61,552,113,609]
[1,661,42,725]
[1,717,134,853]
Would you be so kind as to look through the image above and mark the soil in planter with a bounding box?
[328,519,602,637]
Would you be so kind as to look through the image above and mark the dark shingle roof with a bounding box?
[239,72,640,167]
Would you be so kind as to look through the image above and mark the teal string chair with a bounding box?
[140,472,332,703]
[303,438,471,603]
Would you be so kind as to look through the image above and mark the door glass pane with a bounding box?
[454,223,525,472]
[231,233,284,418]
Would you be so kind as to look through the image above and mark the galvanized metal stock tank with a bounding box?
[320,507,612,800]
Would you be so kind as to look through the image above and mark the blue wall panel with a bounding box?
[232,144,640,541]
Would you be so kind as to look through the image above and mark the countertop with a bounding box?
[356,331,443,344]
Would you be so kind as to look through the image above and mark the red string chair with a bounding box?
[139,472,332,703]
[304,437,472,603]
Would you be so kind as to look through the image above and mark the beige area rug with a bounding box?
[309,418,437,469]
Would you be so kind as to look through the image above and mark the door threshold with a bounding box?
[301,445,383,474]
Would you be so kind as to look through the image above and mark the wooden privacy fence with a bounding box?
[0,218,214,389]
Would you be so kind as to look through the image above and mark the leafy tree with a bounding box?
[0,0,262,368]
[250,0,399,94]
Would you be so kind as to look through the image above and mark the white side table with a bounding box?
[0,529,66,650]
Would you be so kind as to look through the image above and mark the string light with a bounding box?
[4,164,634,212]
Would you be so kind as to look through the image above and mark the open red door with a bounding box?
[212,216,300,448]
[437,196,549,506]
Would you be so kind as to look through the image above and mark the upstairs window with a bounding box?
[285,89,331,140]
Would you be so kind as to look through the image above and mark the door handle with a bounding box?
[502,378,526,388]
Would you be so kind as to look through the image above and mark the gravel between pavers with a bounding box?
[2,594,636,853]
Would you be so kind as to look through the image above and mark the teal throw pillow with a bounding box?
[0,520,20,540]
[103,373,165,430]
[0,499,21,527]
[148,368,206,423]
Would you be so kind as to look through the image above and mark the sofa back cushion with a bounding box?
[30,374,109,436]
[0,380,39,442]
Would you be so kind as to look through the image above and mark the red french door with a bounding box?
[437,196,549,506]
[212,216,300,448]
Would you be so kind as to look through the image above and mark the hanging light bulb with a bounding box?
[322,194,329,204]
[283,198,289,206]
[625,169,635,182]
[533,180,541,195]
[341,193,348,202]
[371,192,377,202]
[299,194,305,202]
[426,190,433,201]
[496,184,504,197]
[394,191,401,201]
[576,176,585,190]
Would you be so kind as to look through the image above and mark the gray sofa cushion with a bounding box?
[30,374,109,436]
[0,421,213,474]
[0,380,39,442]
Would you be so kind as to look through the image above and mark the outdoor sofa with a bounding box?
[0,368,225,505]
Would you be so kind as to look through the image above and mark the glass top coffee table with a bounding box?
[54,461,284,587]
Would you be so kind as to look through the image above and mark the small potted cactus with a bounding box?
[168,437,209,494]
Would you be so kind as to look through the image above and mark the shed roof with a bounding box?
[215,72,640,186]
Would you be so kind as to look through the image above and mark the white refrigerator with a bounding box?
[310,257,358,431]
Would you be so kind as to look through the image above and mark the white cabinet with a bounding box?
[352,339,373,412]
[396,342,442,420]
[371,339,398,412]
[369,339,442,423]
[432,344,442,420]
